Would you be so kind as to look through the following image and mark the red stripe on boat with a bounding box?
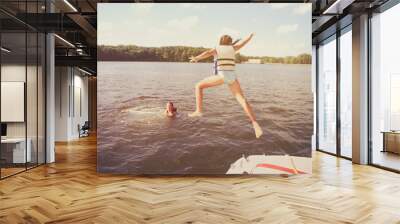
[256,163,306,174]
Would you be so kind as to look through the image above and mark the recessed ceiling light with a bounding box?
[1,47,11,53]
[54,34,75,48]
[78,67,93,76]
[63,0,78,12]
[323,0,354,15]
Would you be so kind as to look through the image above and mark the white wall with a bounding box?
[1,82,25,122]
[55,67,70,141]
[73,73,89,136]
[1,65,40,138]
[55,67,89,141]
[1,65,26,139]
[1,64,46,164]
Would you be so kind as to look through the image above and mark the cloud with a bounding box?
[215,27,242,45]
[181,3,206,9]
[98,22,113,33]
[294,42,305,49]
[218,27,240,39]
[131,3,154,14]
[167,16,199,30]
[270,3,290,9]
[293,4,310,15]
[276,24,299,34]
[135,3,153,10]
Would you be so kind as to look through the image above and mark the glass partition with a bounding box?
[317,36,337,154]
[371,3,400,171]
[1,31,28,177]
[0,2,46,179]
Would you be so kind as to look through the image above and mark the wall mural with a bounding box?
[97,3,313,175]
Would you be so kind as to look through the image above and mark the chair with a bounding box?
[79,121,90,138]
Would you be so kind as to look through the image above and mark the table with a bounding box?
[381,131,400,154]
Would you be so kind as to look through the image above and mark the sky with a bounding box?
[98,3,311,57]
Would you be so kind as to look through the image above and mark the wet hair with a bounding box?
[219,35,233,45]
[232,39,241,45]
[220,35,241,46]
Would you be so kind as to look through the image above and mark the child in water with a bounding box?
[165,102,177,117]
[188,33,263,138]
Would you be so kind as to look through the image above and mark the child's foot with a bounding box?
[252,121,263,138]
[189,111,203,117]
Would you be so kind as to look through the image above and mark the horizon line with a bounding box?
[98,44,311,58]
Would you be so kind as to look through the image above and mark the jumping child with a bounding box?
[188,33,263,138]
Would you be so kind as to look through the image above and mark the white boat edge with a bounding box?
[226,154,312,175]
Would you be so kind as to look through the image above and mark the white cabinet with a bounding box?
[1,138,32,163]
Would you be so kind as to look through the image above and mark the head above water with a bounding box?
[166,101,177,112]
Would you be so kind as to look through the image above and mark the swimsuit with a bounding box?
[218,70,237,85]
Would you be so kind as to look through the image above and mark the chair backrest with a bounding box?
[82,121,90,129]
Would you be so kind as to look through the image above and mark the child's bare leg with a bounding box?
[189,75,224,117]
[229,80,263,138]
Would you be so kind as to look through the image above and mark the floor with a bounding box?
[0,167,26,178]
[0,136,400,224]
[1,163,44,178]
[372,150,400,171]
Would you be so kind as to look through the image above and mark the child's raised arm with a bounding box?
[189,49,216,63]
[233,33,254,51]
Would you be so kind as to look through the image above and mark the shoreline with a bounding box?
[97,61,312,65]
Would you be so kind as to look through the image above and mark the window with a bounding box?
[371,3,400,171]
[318,36,337,154]
[390,74,400,130]
[340,28,352,158]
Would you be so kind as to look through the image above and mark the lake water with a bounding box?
[97,62,313,174]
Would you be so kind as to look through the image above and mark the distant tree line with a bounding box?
[98,45,311,64]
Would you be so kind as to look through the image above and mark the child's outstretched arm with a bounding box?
[189,49,216,62]
[233,33,254,51]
